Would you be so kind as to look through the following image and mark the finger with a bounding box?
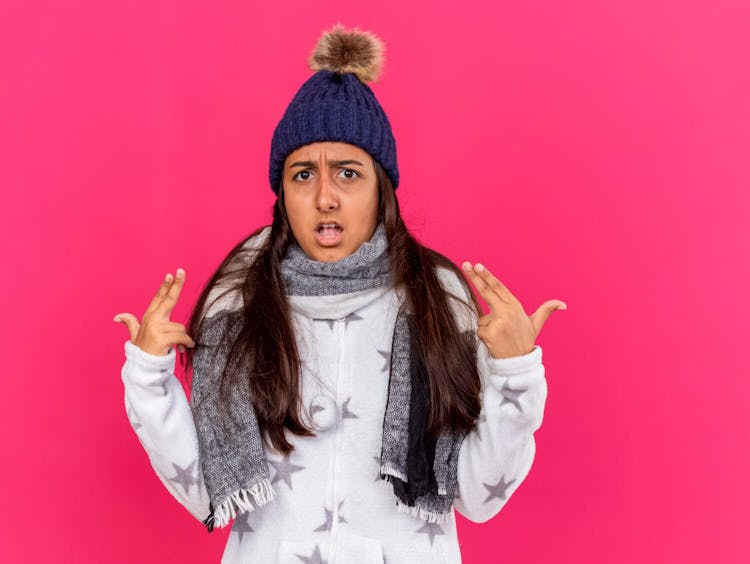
[471,262,520,306]
[154,267,187,318]
[113,312,140,342]
[476,324,488,342]
[461,262,508,314]
[177,344,186,354]
[149,333,193,356]
[163,331,196,348]
[155,321,196,347]
[477,313,493,327]
[144,272,175,317]
[529,299,567,336]
[154,320,187,332]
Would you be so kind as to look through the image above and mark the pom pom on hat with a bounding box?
[308,22,385,84]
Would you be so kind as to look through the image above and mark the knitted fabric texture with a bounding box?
[268,70,399,194]
[190,222,466,530]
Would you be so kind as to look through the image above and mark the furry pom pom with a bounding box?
[308,22,385,83]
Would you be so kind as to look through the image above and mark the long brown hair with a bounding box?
[184,161,483,455]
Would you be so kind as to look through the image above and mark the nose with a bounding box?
[315,172,339,211]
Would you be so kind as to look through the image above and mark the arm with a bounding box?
[453,342,547,523]
[433,265,549,523]
[117,230,272,524]
[121,340,211,522]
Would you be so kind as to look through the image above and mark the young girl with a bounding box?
[114,23,565,564]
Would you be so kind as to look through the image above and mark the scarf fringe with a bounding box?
[395,499,452,523]
[210,477,276,529]
[381,463,452,524]
[380,464,449,496]
[380,462,408,482]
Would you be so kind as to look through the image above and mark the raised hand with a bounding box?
[113,268,196,356]
[461,261,567,359]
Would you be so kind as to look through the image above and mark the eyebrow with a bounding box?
[289,159,365,169]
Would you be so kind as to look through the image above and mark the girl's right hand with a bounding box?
[113,268,196,356]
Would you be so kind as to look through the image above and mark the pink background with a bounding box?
[1,0,748,562]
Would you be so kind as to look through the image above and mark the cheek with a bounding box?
[351,186,379,216]
[284,194,310,224]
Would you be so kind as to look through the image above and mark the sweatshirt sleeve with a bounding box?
[452,342,547,523]
[433,265,548,523]
[121,340,211,522]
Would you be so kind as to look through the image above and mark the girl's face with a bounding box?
[282,141,380,263]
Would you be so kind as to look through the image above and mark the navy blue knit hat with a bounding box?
[269,23,399,194]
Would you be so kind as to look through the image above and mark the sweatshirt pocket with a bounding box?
[275,539,329,564]
[398,547,449,564]
[275,534,385,564]
[337,532,384,563]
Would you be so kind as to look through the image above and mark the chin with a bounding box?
[300,240,352,262]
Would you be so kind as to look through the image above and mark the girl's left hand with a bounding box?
[461,261,567,359]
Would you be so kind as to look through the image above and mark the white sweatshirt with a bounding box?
[120,239,548,564]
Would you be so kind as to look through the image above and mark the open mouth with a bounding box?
[314,222,343,244]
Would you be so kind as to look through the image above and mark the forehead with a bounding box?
[285,141,371,164]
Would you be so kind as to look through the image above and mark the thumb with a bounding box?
[113,312,140,342]
[529,300,567,336]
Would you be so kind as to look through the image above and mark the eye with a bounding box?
[293,170,313,181]
[338,168,360,180]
